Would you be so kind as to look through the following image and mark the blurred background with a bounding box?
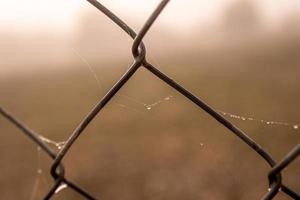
[0,0,299,199]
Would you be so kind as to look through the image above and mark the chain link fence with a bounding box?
[0,0,299,199]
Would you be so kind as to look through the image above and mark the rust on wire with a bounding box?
[0,0,299,199]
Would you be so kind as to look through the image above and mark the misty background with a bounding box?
[0,0,299,199]
[1,0,300,76]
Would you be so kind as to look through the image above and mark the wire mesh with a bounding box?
[0,0,299,199]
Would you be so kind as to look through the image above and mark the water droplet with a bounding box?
[55,184,68,194]
[241,117,246,121]
[56,142,65,150]
[266,122,271,125]
[200,143,204,147]
[267,188,271,192]
[293,125,299,130]
[146,106,151,110]
[164,97,170,101]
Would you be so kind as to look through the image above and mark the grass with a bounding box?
[0,35,299,199]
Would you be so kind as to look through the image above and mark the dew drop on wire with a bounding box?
[146,106,152,110]
[57,144,64,150]
[55,184,68,194]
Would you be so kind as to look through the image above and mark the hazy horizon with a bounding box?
[1,0,300,77]
[1,1,299,199]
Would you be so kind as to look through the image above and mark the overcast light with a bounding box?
[0,0,299,33]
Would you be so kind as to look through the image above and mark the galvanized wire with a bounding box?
[0,0,299,199]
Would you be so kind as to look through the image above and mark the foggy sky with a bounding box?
[1,0,299,77]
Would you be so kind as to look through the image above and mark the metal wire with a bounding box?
[0,0,299,199]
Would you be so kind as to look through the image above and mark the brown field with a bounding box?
[0,32,299,200]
